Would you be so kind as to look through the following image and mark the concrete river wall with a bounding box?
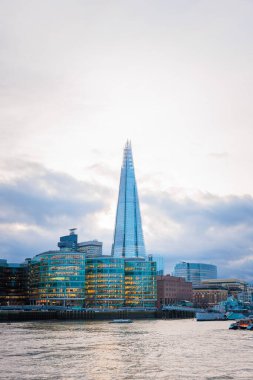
[0,308,195,322]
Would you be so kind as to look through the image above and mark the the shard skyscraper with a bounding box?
[112,141,146,258]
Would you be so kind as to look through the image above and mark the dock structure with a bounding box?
[0,307,195,322]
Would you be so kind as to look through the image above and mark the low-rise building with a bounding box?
[193,278,249,308]
[157,274,193,308]
[193,288,228,308]
[201,278,247,300]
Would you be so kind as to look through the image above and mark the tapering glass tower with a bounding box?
[112,141,146,258]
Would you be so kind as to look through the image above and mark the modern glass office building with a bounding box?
[0,259,29,305]
[174,262,217,288]
[112,141,146,258]
[124,259,157,307]
[85,257,125,308]
[11,142,157,308]
[29,232,86,306]
[28,228,156,308]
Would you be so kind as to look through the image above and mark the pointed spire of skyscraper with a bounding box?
[112,141,146,258]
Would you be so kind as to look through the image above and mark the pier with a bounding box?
[0,306,195,322]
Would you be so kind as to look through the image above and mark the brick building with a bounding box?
[157,274,193,308]
[193,288,228,308]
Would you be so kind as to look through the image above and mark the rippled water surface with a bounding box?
[0,319,253,380]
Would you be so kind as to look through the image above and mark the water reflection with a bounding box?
[1,320,253,380]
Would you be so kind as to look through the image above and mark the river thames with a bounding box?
[0,319,252,380]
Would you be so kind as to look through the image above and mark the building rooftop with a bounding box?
[202,278,247,284]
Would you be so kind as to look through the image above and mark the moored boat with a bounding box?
[196,312,226,321]
[229,322,239,330]
[109,319,133,323]
[228,318,253,330]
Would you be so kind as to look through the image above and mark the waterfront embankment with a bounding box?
[0,308,195,322]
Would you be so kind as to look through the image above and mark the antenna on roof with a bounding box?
[69,228,77,235]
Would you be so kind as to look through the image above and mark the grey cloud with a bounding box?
[0,160,113,261]
[142,191,253,281]
[0,163,109,225]
[1,162,253,281]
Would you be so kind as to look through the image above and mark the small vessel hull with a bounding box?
[229,319,253,330]
[229,323,238,330]
[196,312,226,321]
[109,319,133,323]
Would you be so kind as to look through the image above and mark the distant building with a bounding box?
[0,259,29,306]
[57,229,78,250]
[157,274,193,308]
[193,278,249,307]
[193,288,228,308]
[174,262,217,287]
[201,278,248,301]
[151,255,164,275]
[77,240,102,256]
[245,284,253,303]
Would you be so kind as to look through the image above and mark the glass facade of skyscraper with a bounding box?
[27,242,157,308]
[85,257,125,308]
[112,141,146,258]
[174,262,217,288]
[3,142,158,309]
[29,250,86,306]
[125,259,157,307]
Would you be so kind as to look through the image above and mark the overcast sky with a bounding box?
[1,0,253,280]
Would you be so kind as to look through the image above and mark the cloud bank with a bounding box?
[143,191,253,281]
[0,160,253,281]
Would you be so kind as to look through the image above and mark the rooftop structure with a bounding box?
[77,240,102,256]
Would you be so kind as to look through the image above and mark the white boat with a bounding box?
[196,312,226,321]
[109,319,133,323]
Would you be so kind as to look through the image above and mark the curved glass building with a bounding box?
[174,262,217,288]
[29,248,86,307]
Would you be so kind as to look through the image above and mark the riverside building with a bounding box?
[192,279,249,307]
[27,141,156,308]
[29,231,86,307]
[174,262,217,287]
[157,274,193,308]
[0,259,29,305]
